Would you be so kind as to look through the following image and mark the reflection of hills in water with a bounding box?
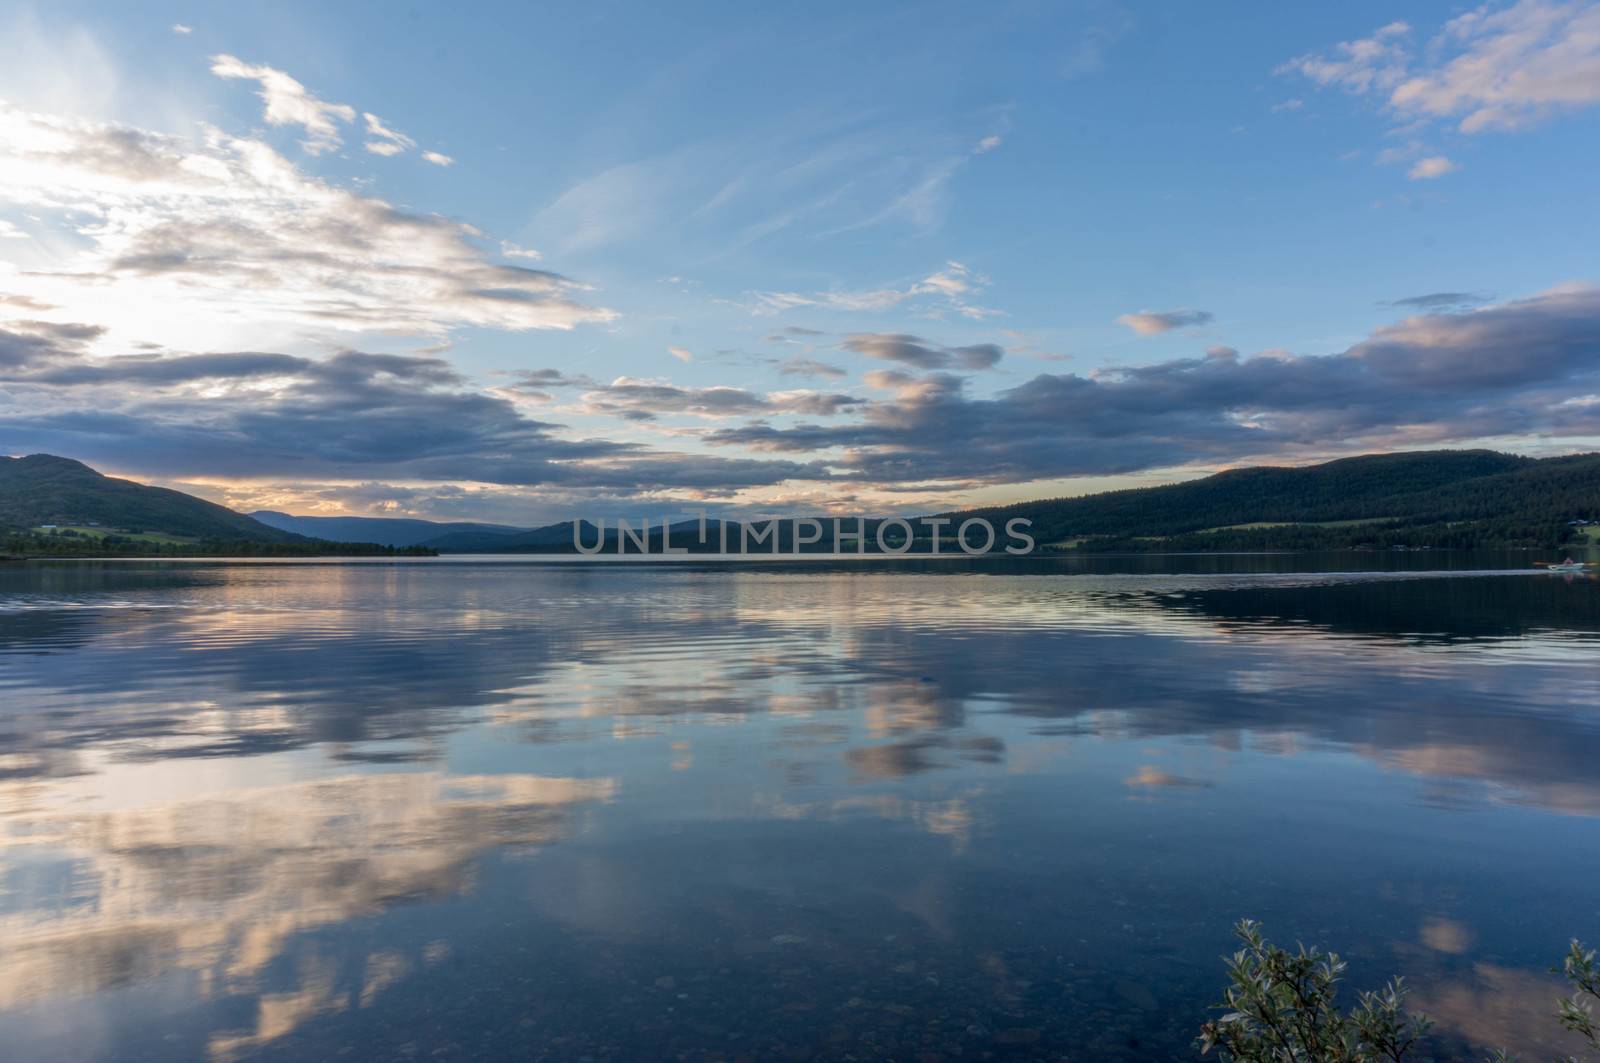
[1,567,1598,817]
[1153,572,1600,643]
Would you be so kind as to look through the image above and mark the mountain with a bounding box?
[11,449,1593,558]
[250,511,531,548]
[419,450,1600,555]
[421,519,752,553]
[956,449,1600,551]
[0,455,300,542]
[419,521,583,552]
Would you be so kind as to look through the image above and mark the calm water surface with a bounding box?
[1,557,1597,1061]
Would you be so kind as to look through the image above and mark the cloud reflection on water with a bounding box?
[0,769,614,1055]
[0,563,1597,1058]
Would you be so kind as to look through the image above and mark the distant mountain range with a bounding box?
[3,449,1597,556]
[249,511,532,548]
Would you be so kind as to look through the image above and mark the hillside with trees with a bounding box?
[954,450,1600,552]
[0,455,425,557]
[0,454,299,542]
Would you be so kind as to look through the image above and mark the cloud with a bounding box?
[842,332,1003,371]
[1277,20,1411,95]
[0,769,615,1042]
[210,55,356,155]
[0,337,828,492]
[0,102,614,347]
[668,345,694,363]
[1394,0,1600,132]
[1284,3,1600,134]
[779,358,846,379]
[764,326,827,347]
[362,112,415,157]
[750,287,907,314]
[502,367,599,391]
[1409,154,1458,179]
[974,135,1003,153]
[1270,98,1305,113]
[748,262,998,320]
[500,242,540,260]
[1060,7,1134,77]
[209,57,450,165]
[533,108,1011,259]
[1116,308,1215,335]
[574,377,863,420]
[705,285,1600,484]
[171,23,192,35]
[0,219,25,239]
[1387,292,1491,310]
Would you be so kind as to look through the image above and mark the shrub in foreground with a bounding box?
[1198,920,1600,1062]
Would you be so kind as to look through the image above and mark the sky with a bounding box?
[1,0,1599,525]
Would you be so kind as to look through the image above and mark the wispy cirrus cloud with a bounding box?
[533,108,1009,257]
[747,261,999,320]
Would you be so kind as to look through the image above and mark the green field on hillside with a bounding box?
[35,525,197,545]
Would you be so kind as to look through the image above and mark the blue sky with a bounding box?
[1,1,1598,522]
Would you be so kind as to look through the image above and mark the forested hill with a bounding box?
[952,450,1600,550]
[0,455,430,556]
[0,454,300,542]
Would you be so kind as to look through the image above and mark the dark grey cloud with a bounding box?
[0,326,72,369]
[1387,292,1492,311]
[708,286,1600,482]
[8,286,1600,498]
[764,326,826,344]
[779,358,847,379]
[500,368,601,394]
[0,339,825,492]
[12,320,106,344]
[576,380,863,420]
[843,332,1003,370]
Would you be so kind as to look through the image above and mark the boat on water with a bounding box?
[1544,558,1589,572]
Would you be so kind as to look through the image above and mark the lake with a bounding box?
[1,557,1597,1061]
